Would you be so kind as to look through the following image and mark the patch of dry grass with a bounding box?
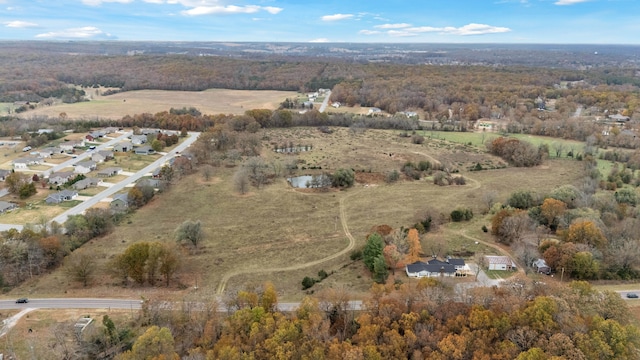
[20,89,298,120]
[11,128,588,301]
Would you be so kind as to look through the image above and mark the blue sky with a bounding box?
[1,0,638,44]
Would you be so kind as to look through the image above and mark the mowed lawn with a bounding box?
[20,88,299,120]
[14,128,588,301]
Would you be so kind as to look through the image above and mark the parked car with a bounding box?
[626,293,638,299]
[15,298,28,303]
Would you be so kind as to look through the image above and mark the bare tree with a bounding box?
[482,190,499,213]
[66,252,96,287]
[551,141,565,158]
[201,164,214,181]
[233,169,250,195]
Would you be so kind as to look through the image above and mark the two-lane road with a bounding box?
[0,298,143,310]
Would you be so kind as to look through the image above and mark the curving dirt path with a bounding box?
[215,188,363,295]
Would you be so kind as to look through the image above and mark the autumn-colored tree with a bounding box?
[116,326,179,360]
[540,198,567,229]
[383,244,403,274]
[66,251,96,287]
[565,220,607,249]
[405,228,422,265]
[261,281,278,312]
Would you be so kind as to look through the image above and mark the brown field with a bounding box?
[20,88,299,120]
[9,128,588,302]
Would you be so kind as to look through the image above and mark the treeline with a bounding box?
[62,280,639,359]
[2,48,639,124]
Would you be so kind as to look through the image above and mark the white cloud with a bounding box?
[35,26,115,39]
[374,23,411,29]
[81,0,133,5]
[263,6,283,14]
[5,20,38,28]
[358,30,381,35]
[386,23,511,36]
[309,38,329,43]
[182,4,282,16]
[554,0,590,5]
[321,14,353,21]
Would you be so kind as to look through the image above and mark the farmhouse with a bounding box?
[97,167,122,177]
[74,161,97,174]
[48,171,75,185]
[134,145,155,155]
[0,201,17,213]
[485,255,518,271]
[113,141,132,152]
[45,190,78,204]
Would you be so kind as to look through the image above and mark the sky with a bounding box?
[1,0,639,44]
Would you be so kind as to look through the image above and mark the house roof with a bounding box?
[50,171,74,178]
[135,145,154,152]
[532,258,549,268]
[112,193,129,203]
[406,261,456,274]
[485,255,517,266]
[13,157,41,164]
[0,169,11,176]
[75,161,96,168]
[98,167,122,174]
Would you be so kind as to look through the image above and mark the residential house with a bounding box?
[0,201,17,213]
[103,127,119,134]
[85,134,95,142]
[91,150,114,163]
[38,147,61,158]
[0,169,11,181]
[110,193,129,211]
[74,161,97,174]
[97,167,122,177]
[331,102,341,108]
[48,171,75,185]
[73,177,101,190]
[368,107,382,115]
[59,140,85,152]
[131,135,148,145]
[113,141,132,152]
[37,128,54,135]
[136,178,162,189]
[485,255,518,271]
[45,190,78,204]
[13,157,43,169]
[405,261,457,278]
[532,258,551,275]
[141,128,161,135]
[151,167,162,178]
[89,130,105,139]
[134,145,155,155]
[429,257,472,276]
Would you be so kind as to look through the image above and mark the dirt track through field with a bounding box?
[215,187,363,295]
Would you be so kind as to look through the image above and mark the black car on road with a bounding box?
[15,298,28,303]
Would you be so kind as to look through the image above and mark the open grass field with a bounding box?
[10,127,589,302]
[19,88,299,120]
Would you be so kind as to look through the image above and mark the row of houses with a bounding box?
[406,257,471,278]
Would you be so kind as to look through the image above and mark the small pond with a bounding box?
[287,175,330,188]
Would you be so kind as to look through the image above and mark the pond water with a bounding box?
[287,175,329,188]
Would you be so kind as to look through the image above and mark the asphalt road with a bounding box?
[0,298,143,310]
[318,90,331,113]
[50,131,200,225]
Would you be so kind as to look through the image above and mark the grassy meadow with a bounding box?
[12,127,589,301]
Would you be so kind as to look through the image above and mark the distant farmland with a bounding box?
[19,88,299,120]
